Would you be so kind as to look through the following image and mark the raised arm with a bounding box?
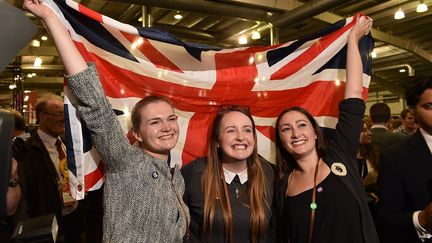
[23,0,133,172]
[345,15,372,99]
[23,0,87,75]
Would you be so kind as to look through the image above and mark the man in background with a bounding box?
[369,102,405,153]
[23,94,82,243]
[378,78,432,243]
[394,108,417,136]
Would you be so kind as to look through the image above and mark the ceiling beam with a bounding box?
[315,12,432,64]
[19,46,59,56]
[109,0,273,22]
[270,0,355,27]
[371,74,404,96]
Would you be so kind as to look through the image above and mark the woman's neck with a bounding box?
[294,152,319,174]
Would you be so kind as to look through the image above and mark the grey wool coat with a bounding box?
[67,63,190,242]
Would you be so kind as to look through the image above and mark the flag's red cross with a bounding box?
[75,17,363,165]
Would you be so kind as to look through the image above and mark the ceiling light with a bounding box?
[9,84,17,90]
[251,31,261,40]
[399,68,406,73]
[174,12,183,20]
[24,90,31,93]
[31,39,40,47]
[34,57,42,67]
[41,35,48,41]
[394,8,405,19]
[32,72,36,77]
[27,73,33,78]
[371,50,377,58]
[239,36,248,45]
[138,17,143,22]
[416,2,428,12]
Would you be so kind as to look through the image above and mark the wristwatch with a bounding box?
[8,178,19,188]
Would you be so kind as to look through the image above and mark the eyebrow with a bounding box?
[147,114,176,122]
[224,124,253,130]
[280,119,307,126]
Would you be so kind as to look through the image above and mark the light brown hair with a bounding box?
[202,105,269,243]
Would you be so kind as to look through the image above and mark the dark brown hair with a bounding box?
[202,105,269,243]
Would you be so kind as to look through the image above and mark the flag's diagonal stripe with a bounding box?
[121,32,184,73]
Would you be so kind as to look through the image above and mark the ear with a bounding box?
[132,130,143,142]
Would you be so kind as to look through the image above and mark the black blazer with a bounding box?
[378,130,432,243]
[23,132,63,224]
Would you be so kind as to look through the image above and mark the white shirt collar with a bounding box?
[371,124,389,130]
[420,128,432,155]
[37,129,59,146]
[223,167,248,185]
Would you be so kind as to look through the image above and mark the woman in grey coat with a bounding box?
[23,0,190,242]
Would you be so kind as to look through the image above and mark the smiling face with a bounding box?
[278,110,317,159]
[133,100,179,160]
[218,111,255,164]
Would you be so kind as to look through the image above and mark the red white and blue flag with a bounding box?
[43,0,373,199]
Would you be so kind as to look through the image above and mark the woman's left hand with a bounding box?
[348,15,373,43]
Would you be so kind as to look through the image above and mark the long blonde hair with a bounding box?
[202,105,269,243]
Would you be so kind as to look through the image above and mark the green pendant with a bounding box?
[310,202,317,210]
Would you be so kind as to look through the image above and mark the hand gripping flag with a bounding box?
[43,0,373,199]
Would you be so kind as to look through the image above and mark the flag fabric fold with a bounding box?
[44,0,374,199]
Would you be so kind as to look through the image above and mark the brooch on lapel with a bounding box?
[331,162,347,176]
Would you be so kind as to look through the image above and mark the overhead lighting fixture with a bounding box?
[251,31,261,40]
[24,90,31,93]
[239,36,248,45]
[416,2,428,12]
[174,12,183,20]
[399,68,406,73]
[41,35,48,41]
[394,8,405,19]
[34,57,43,67]
[138,17,143,22]
[27,73,33,78]
[31,39,41,47]
[9,84,17,90]
[371,50,377,58]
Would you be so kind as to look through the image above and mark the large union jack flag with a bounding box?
[43,0,373,199]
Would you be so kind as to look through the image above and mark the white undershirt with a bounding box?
[413,128,432,241]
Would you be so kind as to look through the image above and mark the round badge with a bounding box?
[331,162,347,176]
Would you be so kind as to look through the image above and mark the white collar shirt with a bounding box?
[223,167,248,185]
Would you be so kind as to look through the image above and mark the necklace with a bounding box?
[231,176,243,198]
[308,159,320,243]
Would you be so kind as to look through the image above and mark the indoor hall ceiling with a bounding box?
[1,0,432,105]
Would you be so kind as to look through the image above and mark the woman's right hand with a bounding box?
[23,0,54,21]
